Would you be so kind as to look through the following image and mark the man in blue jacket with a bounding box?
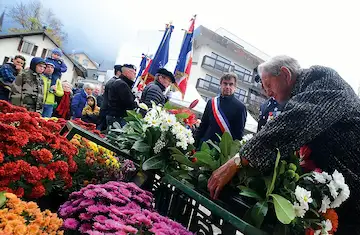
[195,73,247,147]
[257,97,285,132]
[0,55,26,101]
[71,83,94,119]
[46,48,67,86]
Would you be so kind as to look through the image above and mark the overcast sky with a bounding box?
[2,0,359,91]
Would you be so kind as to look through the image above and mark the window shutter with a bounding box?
[17,39,23,51]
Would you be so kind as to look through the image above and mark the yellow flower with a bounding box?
[4,193,17,200]
[105,159,110,166]
[13,224,27,235]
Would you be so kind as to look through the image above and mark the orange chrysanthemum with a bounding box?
[323,209,339,232]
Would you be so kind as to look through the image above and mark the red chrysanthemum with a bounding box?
[0,151,3,163]
[48,170,56,180]
[31,148,53,164]
[28,183,46,198]
[305,228,315,235]
[14,187,24,198]
[323,209,339,232]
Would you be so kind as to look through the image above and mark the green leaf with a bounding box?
[200,142,210,152]
[269,194,295,224]
[219,132,233,164]
[163,102,177,110]
[172,154,195,167]
[229,140,241,158]
[0,192,6,207]
[263,176,272,191]
[175,113,190,120]
[168,147,185,156]
[206,140,221,153]
[238,186,263,201]
[168,169,191,179]
[132,140,150,153]
[145,129,152,147]
[142,155,166,171]
[193,152,217,170]
[266,150,282,197]
[250,201,268,228]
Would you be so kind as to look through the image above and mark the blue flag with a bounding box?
[143,24,174,84]
[137,54,147,78]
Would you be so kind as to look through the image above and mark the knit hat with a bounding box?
[52,48,63,57]
[30,57,46,72]
[45,62,55,68]
[157,68,175,83]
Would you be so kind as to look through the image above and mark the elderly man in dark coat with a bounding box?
[140,68,175,111]
[207,55,360,234]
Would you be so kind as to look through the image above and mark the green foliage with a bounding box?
[142,155,166,171]
[250,201,269,228]
[269,194,296,224]
[0,192,6,208]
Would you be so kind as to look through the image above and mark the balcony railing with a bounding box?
[196,78,247,103]
[201,55,234,74]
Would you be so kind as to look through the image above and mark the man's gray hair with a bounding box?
[258,55,301,78]
[84,83,95,90]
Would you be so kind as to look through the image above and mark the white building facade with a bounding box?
[189,26,269,109]
[0,31,85,84]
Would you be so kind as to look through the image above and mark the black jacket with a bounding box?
[107,75,136,118]
[257,97,285,132]
[140,80,166,108]
[196,95,247,146]
[241,66,360,234]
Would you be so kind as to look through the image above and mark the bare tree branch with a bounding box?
[7,0,67,45]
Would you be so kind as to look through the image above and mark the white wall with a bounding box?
[0,35,76,83]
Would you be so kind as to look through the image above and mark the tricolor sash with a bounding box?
[211,96,232,137]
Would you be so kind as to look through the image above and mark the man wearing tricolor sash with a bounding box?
[195,73,247,147]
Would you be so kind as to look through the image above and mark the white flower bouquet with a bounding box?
[238,146,350,235]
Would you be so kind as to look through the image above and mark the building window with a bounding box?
[211,52,231,64]
[41,49,47,58]
[83,59,89,67]
[234,87,248,102]
[2,57,10,65]
[47,50,53,58]
[31,45,38,56]
[21,41,35,55]
[200,95,210,102]
[234,64,252,83]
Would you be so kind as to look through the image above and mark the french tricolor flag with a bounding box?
[174,16,196,98]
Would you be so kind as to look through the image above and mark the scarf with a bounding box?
[56,91,71,119]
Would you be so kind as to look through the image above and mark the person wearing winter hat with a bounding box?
[11,57,46,113]
[41,62,64,117]
[46,48,67,86]
[139,68,175,115]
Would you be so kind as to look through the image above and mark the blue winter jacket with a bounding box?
[71,89,88,118]
[45,57,67,85]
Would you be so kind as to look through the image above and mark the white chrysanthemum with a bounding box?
[295,186,313,209]
[164,114,177,127]
[138,103,149,111]
[314,220,332,235]
[319,195,331,213]
[153,139,166,154]
[160,123,169,132]
[188,137,195,145]
[293,202,307,218]
[327,181,339,199]
[176,141,188,150]
[330,184,350,208]
[332,170,346,188]
[149,118,162,127]
[313,172,327,184]
[304,176,314,182]
[322,172,332,181]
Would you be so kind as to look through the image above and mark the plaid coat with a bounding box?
[241,66,360,234]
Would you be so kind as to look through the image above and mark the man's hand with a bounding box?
[50,85,56,90]
[208,158,239,199]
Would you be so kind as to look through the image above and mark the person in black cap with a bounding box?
[140,68,175,113]
[97,65,122,130]
[106,64,137,128]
